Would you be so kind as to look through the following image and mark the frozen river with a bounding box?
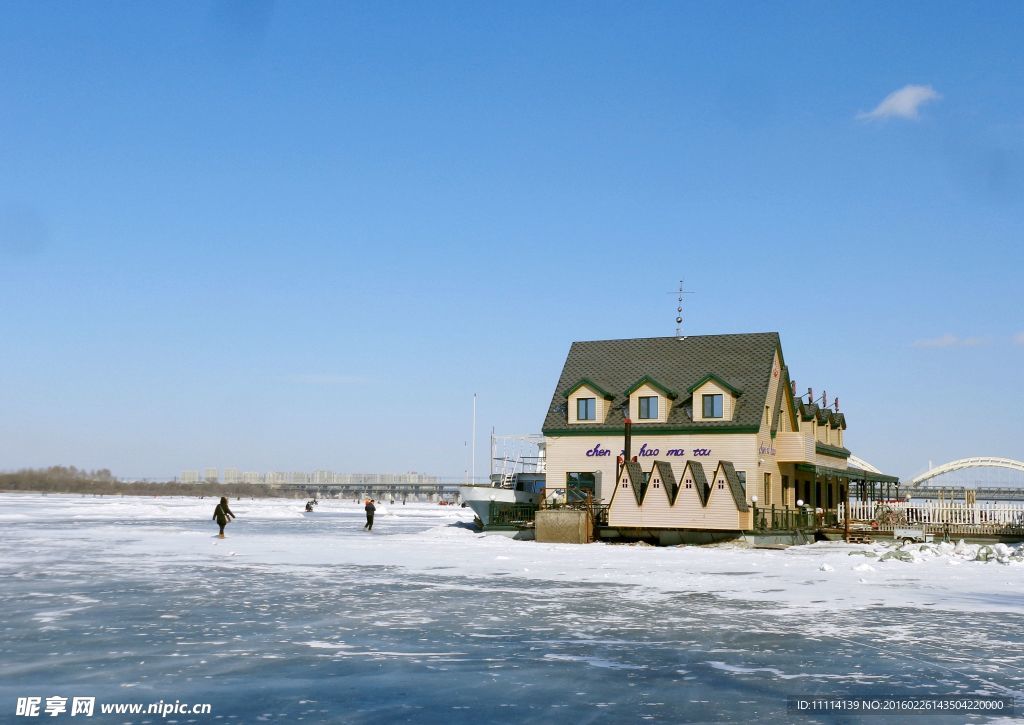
[1,493,1022,723]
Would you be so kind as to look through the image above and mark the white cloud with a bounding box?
[287,373,369,385]
[912,334,988,349]
[858,84,942,121]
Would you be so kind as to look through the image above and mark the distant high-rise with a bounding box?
[180,467,438,486]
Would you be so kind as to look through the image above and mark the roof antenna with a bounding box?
[672,280,694,339]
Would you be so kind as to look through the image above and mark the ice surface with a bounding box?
[1,493,1022,723]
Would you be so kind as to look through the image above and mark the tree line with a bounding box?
[0,466,297,498]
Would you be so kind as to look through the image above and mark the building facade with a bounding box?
[541,333,895,531]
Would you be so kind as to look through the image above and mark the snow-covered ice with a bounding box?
[1,493,1022,723]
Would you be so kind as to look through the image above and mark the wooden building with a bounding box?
[541,332,897,533]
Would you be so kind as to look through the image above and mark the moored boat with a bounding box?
[459,433,546,532]
[459,472,546,527]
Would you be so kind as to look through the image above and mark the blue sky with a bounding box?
[1,1,1022,481]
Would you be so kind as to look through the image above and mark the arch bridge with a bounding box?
[911,457,1024,486]
[907,457,1024,501]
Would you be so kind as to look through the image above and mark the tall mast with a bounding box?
[471,393,477,485]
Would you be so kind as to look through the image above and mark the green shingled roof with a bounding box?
[542,333,780,434]
[685,460,711,506]
[620,460,647,506]
[717,461,750,512]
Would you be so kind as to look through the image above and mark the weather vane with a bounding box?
[670,280,695,338]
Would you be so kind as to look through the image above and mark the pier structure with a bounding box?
[270,481,462,502]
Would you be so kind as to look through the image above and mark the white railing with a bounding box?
[840,500,1024,528]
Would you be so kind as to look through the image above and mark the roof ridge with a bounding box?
[571,331,779,344]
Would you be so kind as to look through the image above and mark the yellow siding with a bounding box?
[701,467,744,529]
[636,472,676,527]
[606,461,748,531]
[544,432,761,504]
[607,471,644,527]
[673,467,707,527]
[775,432,814,462]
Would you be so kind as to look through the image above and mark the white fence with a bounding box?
[841,500,1024,530]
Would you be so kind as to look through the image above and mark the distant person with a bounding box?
[212,496,236,538]
[364,498,376,531]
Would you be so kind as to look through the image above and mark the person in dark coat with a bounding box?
[364,498,376,531]
[213,496,235,538]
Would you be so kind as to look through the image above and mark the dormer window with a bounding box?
[688,373,740,422]
[702,394,723,418]
[623,376,676,424]
[564,378,614,424]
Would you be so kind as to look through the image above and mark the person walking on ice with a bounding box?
[364,498,376,531]
[213,496,236,538]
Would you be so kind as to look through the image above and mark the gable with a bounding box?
[625,375,678,400]
[712,461,749,512]
[683,460,711,506]
[611,461,646,506]
[687,373,743,397]
[563,378,615,400]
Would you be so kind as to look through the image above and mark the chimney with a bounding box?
[834,397,840,412]
[791,380,797,396]
[807,387,813,404]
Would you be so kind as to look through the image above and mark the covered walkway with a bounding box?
[792,463,900,510]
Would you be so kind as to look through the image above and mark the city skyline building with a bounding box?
[180,468,442,485]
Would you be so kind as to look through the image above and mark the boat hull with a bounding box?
[458,485,540,527]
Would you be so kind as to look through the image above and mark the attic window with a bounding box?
[638,396,658,419]
[577,398,596,421]
[703,394,723,419]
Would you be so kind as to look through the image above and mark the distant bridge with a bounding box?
[906,486,1024,502]
[910,457,1024,486]
[271,481,464,501]
[904,457,1024,501]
